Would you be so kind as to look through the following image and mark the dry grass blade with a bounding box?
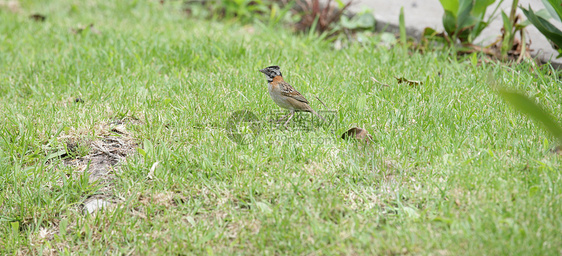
[371,77,389,87]
[147,161,160,180]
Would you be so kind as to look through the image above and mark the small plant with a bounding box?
[184,0,292,25]
[220,0,269,22]
[294,0,354,34]
[399,6,407,46]
[500,1,520,57]
[438,0,501,44]
[521,0,562,58]
[424,0,533,63]
[484,0,531,62]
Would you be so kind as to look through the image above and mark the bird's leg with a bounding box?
[277,111,292,123]
[283,110,295,127]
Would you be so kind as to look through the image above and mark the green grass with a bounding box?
[1,0,562,255]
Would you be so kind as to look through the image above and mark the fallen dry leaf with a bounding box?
[341,127,373,143]
[29,13,46,22]
[395,77,423,86]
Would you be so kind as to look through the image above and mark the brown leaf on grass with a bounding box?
[395,77,422,86]
[71,24,101,35]
[341,127,372,143]
[29,13,46,22]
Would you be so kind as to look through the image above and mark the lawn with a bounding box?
[1,0,561,255]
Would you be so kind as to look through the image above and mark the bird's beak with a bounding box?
[259,69,266,74]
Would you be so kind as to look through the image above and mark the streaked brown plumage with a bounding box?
[259,66,325,125]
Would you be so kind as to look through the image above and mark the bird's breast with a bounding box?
[267,81,294,110]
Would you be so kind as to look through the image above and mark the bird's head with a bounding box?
[259,66,282,82]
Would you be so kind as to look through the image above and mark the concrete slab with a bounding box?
[351,0,562,64]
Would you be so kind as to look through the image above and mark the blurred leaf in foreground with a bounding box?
[497,87,562,145]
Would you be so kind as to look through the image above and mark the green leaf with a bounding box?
[143,139,153,152]
[470,20,489,41]
[340,13,375,30]
[335,0,346,9]
[59,219,68,237]
[497,87,562,144]
[255,202,273,214]
[45,150,67,161]
[501,11,513,57]
[402,206,420,219]
[533,8,554,20]
[443,10,457,36]
[137,147,146,158]
[423,27,438,38]
[529,186,540,197]
[470,52,478,67]
[472,0,496,17]
[521,6,562,57]
[356,95,367,110]
[380,32,397,45]
[340,15,354,29]
[456,0,475,31]
[544,0,562,22]
[439,0,459,15]
[399,7,407,44]
[355,12,375,29]
[11,221,20,236]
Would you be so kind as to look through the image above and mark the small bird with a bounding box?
[259,65,325,126]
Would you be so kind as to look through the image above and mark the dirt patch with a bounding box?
[62,120,138,213]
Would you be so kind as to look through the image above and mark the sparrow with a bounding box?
[259,65,325,126]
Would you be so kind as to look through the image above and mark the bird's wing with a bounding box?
[278,81,309,104]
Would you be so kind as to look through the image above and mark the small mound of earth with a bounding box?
[63,122,138,214]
